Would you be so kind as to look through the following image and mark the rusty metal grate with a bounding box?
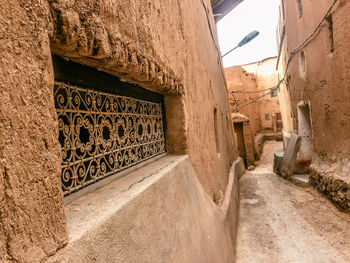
[54,82,166,196]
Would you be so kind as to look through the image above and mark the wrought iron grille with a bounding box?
[54,82,166,196]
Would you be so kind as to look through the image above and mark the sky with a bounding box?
[217,0,280,68]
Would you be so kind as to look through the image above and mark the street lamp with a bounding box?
[222,30,260,58]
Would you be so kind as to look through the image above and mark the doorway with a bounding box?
[276,112,283,131]
[234,122,247,167]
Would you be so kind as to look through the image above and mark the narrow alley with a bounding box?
[236,141,350,263]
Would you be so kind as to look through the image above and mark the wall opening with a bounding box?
[276,112,283,131]
[271,87,278,97]
[297,0,303,18]
[234,122,247,167]
[296,102,313,171]
[52,55,167,196]
[327,14,334,53]
[299,51,306,76]
[214,108,221,153]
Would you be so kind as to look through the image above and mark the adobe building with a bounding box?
[225,57,282,165]
[243,57,282,133]
[0,0,245,262]
[276,0,350,211]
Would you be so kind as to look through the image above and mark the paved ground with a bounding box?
[236,141,350,263]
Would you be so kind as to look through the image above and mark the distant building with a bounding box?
[225,57,282,166]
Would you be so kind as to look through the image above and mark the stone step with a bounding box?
[291,174,310,188]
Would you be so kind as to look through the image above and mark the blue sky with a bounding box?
[217,0,280,67]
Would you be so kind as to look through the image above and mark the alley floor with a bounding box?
[236,141,350,263]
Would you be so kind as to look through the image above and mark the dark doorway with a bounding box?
[234,122,247,167]
[276,112,283,131]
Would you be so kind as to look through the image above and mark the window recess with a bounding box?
[52,55,166,196]
[297,0,303,18]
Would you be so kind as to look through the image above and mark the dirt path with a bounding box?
[236,141,350,263]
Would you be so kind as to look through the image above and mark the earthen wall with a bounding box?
[225,66,261,134]
[0,0,238,261]
[277,0,350,209]
[278,0,350,169]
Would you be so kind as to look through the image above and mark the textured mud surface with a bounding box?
[0,1,68,262]
[278,0,350,164]
[0,0,237,262]
[48,0,237,201]
[237,141,350,263]
[310,168,350,213]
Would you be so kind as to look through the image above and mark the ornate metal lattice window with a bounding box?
[53,56,166,196]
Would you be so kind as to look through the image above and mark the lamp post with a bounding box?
[222,30,260,58]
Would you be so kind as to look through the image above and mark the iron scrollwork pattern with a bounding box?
[54,82,166,196]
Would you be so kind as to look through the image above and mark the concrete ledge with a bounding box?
[64,153,168,205]
[290,174,310,188]
[47,155,245,263]
[221,157,245,259]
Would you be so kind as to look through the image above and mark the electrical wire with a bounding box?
[237,81,281,110]
[230,86,274,93]
[237,89,276,111]
[200,0,228,84]
[236,98,250,107]
[201,0,221,56]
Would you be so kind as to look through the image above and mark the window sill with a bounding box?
[64,154,185,243]
[64,153,167,205]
